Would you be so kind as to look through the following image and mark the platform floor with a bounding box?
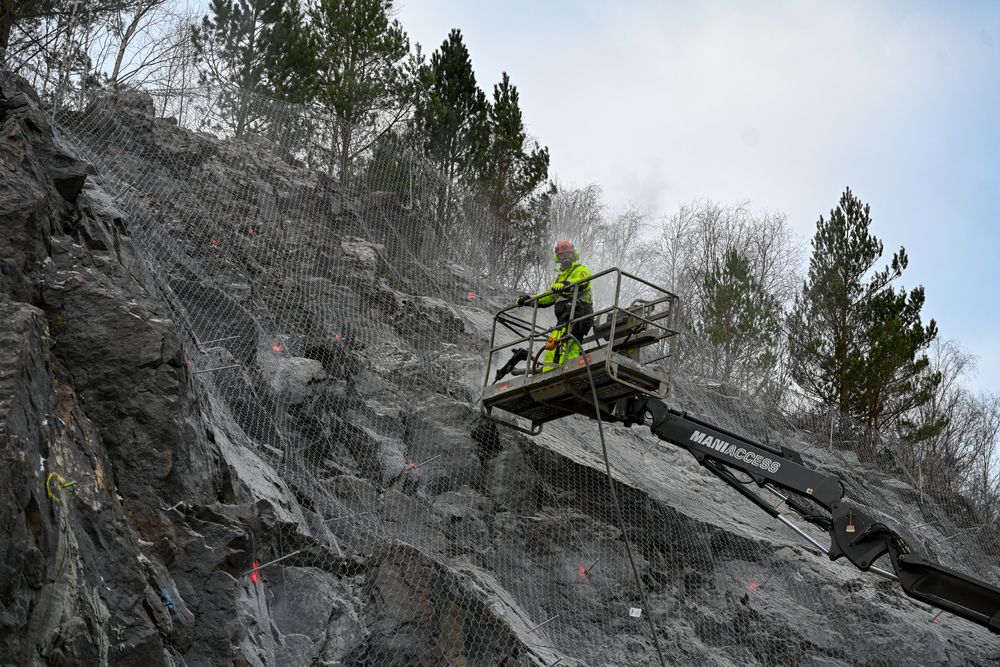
[482,347,669,426]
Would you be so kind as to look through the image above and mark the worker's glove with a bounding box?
[551,282,566,293]
[515,294,532,307]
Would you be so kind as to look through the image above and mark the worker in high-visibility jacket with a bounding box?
[515,240,594,370]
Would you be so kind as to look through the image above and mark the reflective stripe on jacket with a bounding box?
[536,262,593,306]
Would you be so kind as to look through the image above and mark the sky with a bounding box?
[396,0,1000,393]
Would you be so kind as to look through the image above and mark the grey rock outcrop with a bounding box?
[0,71,338,666]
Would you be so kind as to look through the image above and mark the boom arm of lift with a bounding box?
[616,396,1000,634]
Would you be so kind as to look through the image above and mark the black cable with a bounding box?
[576,336,669,667]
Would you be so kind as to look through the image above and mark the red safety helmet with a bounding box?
[553,239,579,267]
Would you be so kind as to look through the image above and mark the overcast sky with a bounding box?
[396,0,1000,393]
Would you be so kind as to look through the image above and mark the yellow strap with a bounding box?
[45,472,76,501]
[46,472,66,500]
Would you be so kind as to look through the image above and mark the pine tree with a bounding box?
[267,0,315,104]
[857,276,941,433]
[478,72,550,273]
[787,187,939,431]
[309,0,412,185]
[479,73,550,218]
[192,0,287,136]
[411,28,489,237]
[695,247,781,391]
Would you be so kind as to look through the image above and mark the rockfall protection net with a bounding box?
[49,81,1000,666]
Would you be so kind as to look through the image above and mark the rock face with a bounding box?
[1,69,998,667]
[0,72,353,667]
[0,71,267,666]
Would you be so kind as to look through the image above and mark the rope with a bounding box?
[578,337,669,667]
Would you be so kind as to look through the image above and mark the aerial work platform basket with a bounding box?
[480,268,680,434]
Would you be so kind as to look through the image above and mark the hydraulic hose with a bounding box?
[578,338,668,667]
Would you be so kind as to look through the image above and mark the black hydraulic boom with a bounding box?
[616,396,1000,634]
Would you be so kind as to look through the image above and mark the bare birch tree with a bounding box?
[651,200,800,400]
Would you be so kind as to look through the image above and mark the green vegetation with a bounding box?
[787,187,940,433]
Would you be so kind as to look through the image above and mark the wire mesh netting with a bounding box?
[41,79,1000,666]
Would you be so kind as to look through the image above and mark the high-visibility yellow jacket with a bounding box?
[535,262,593,306]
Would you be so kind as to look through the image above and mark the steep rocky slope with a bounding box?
[1,71,998,666]
[1,72,258,665]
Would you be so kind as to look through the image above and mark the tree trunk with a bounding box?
[0,0,14,66]
[235,7,261,138]
[235,98,247,138]
[325,118,337,177]
[54,0,83,112]
[109,35,130,86]
[837,325,849,414]
[339,123,352,188]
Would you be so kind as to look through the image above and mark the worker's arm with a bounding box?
[535,292,557,306]
[532,279,569,307]
[517,265,593,308]
[539,265,592,305]
[515,292,555,308]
